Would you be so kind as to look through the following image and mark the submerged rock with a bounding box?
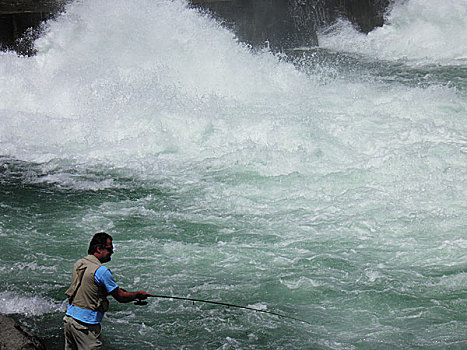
[0,315,46,350]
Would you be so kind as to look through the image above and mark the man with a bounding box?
[64,232,153,349]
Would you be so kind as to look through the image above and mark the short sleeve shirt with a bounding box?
[66,266,119,324]
[94,266,118,293]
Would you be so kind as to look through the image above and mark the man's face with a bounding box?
[97,238,114,263]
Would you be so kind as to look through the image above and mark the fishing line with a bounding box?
[136,294,311,325]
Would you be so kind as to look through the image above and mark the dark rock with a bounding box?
[0,0,391,55]
[191,0,390,51]
[325,0,390,33]
[191,0,319,51]
[0,0,67,55]
[0,315,46,350]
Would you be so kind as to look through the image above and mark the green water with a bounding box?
[1,150,465,348]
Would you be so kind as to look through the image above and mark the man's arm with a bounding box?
[110,287,154,303]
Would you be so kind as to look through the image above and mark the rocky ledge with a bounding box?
[0,314,46,350]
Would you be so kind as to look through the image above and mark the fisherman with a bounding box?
[63,232,153,349]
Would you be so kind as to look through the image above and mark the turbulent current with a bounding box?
[0,0,466,348]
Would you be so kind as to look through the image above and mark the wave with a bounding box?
[0,0,464,180]
[318,0,467,65]
[0,0,309,165]
[0,291,62,316]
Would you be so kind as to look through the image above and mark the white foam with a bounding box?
[319,0,467,65]
[12,262,57,272]
[0,291,60,316]
[0,0,464,212]
[0,0,309,167]
[280,276,321,290]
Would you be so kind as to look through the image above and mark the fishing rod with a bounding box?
[135,294,312,325]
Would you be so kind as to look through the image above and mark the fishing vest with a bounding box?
[65,255,110,313]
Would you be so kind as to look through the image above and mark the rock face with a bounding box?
[192,0,319,50]
[0,0,67,55]
[0,0,391,54]
[324,0,390,33]
[0,315,46,350]
[190,0,391,50]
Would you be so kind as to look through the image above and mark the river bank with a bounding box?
[0,314,46,349]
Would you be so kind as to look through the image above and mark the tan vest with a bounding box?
[65,255,110,313]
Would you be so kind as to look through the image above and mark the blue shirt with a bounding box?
[66,266,118,324]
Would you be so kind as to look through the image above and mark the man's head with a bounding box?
[88,232,114,263]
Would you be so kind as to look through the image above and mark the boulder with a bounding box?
[0,315,46,350]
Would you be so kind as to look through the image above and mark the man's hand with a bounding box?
[110,288,154,303]
[135,291,154,301]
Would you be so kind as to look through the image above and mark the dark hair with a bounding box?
[88,232,113,254]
